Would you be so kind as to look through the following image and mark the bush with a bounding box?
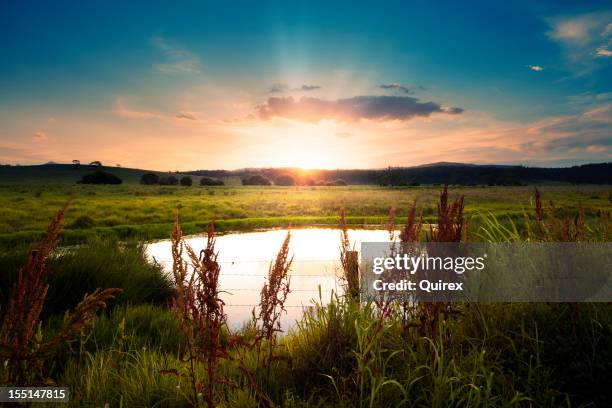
[78,170,122,185]
[140,172,159,185]
[180,176,193,186]
[158,175,178,186]
[274,173,296,186]
[199,177,224,186]
[242,174,272,186]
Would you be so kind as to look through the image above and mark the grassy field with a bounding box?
[1,182,611,406]
[1,183,610,248]
[0,185,610,406]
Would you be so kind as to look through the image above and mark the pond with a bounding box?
[145,228,393,330]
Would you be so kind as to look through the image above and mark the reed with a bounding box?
[339,208,360,301]
[0,203,120,386]
[170,211,227,407]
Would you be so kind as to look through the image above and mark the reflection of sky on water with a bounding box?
[146,228,392,330]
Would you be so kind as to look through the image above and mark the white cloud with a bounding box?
[546,11,612,75]
[528,65,544,71]
[596,46,612,57]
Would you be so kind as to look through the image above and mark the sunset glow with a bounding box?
[0,2,610,170]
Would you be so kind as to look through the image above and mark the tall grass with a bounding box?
[1,186,610,406]
[0,203,121,386]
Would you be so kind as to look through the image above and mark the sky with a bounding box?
[0,0,611,170]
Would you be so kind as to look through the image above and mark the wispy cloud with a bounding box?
[546,11,612,75]
[300,84,321,91]
[151,36,201,74]
[377,83,426,94]
[528,65,544,71]
[114,97,201,122]
[268,83,289,93]
[255,95,463,122]
[175,111,198,120]
[32,132,47,141]
[268,83,321,93]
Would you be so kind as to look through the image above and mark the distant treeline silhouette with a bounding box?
[187,162,612,186]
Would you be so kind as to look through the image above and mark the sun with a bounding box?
[232,120,356,169]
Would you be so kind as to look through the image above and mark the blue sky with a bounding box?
[0,0,610,169]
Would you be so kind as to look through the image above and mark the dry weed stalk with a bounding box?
[532,187,586,242]
[258,230,293,342]
[256,230,293,387]
[339,208,360,300]
[0,203,120,385]
[170,211,227,408]
[429,185,465,243]
[403,186,465,337]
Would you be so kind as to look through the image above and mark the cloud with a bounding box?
[151,36,201,74]
[269,83,289,93]
[114,97,201,123]
[522,105,612,157]
[546,12,612,75]
[596,46,612,57]
[32,132,47,141]
[255,95,464,122]
[335,132,352,138]
[528,65,544,71]
[175,112,198,121]
[377,83,427,94]
[114,98,162,119]
[300,84,321,91]
[269,83,321,93]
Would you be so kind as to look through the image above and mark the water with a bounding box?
[145,228,393,330]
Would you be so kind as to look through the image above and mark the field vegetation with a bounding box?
[0,184,610,406]
[0,183,609,248]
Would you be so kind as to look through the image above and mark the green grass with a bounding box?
[2,183,611,406]
[1,183,610,247]
[47,299,612,407]
[0,238,174,317]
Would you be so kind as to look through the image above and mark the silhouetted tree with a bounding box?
[78,170,122,185]
[72,160,80,168]
[180,176,193,186]
[140,172,160,185]
[242,174,272,186]
[89,161,102,166]
[274,173,296,186]
[159,175,179,185]
[199,177,224,186]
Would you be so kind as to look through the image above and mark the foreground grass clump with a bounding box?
[0,238,174,317]
[55,298,612,407]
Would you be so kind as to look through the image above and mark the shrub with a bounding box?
[199,177,224,186]
[274,173,296,186]
[140,172,159,185]
[242,174,272,186]
[158,175,178,186]
[180,176,193,186]
[78,170,122,185]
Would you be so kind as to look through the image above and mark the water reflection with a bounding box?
[145,228,393,330]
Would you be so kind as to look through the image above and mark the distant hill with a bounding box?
[0,164,202,185]
[1,162,610,186]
